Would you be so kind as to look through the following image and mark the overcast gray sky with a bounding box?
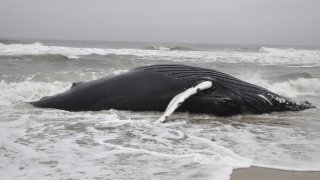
[0,0,319,45]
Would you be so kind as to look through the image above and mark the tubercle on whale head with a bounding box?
[300,100,316,109]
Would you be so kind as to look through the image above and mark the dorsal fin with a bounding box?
[71,82,83,88]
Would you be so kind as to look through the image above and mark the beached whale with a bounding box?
[31,64,314,122]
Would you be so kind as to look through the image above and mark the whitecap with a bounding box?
[1,43,320,66]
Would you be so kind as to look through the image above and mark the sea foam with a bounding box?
[243,75,320,98]
[1,43,320,66]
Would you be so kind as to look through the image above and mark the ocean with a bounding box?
[0,39,320,180]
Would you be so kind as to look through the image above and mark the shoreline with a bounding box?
[231,166,320,180]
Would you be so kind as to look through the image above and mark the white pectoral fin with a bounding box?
[157,81,212,123]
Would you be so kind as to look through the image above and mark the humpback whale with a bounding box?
[31,65,314,122]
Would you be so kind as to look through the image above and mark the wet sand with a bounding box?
[231,167,320,180]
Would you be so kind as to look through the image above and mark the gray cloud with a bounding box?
[0,0,319,45]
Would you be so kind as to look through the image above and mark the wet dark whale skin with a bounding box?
[31,64,314,115]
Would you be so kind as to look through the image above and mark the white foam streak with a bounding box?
[1,43,320,65]
[0,80,69,104]
[189,135,252,168]
[205,121,320,172]
[97,139,197,158]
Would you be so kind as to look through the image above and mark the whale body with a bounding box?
[31,64,314,116]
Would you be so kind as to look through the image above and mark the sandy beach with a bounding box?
[231,167,320,180]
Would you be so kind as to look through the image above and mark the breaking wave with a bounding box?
[244,75,320,98]
[145,45,193,51]
[1,43,319,66]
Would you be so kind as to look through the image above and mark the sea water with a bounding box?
[0,39,319,180]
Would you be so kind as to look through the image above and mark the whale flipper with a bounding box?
[157,81,213,123]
